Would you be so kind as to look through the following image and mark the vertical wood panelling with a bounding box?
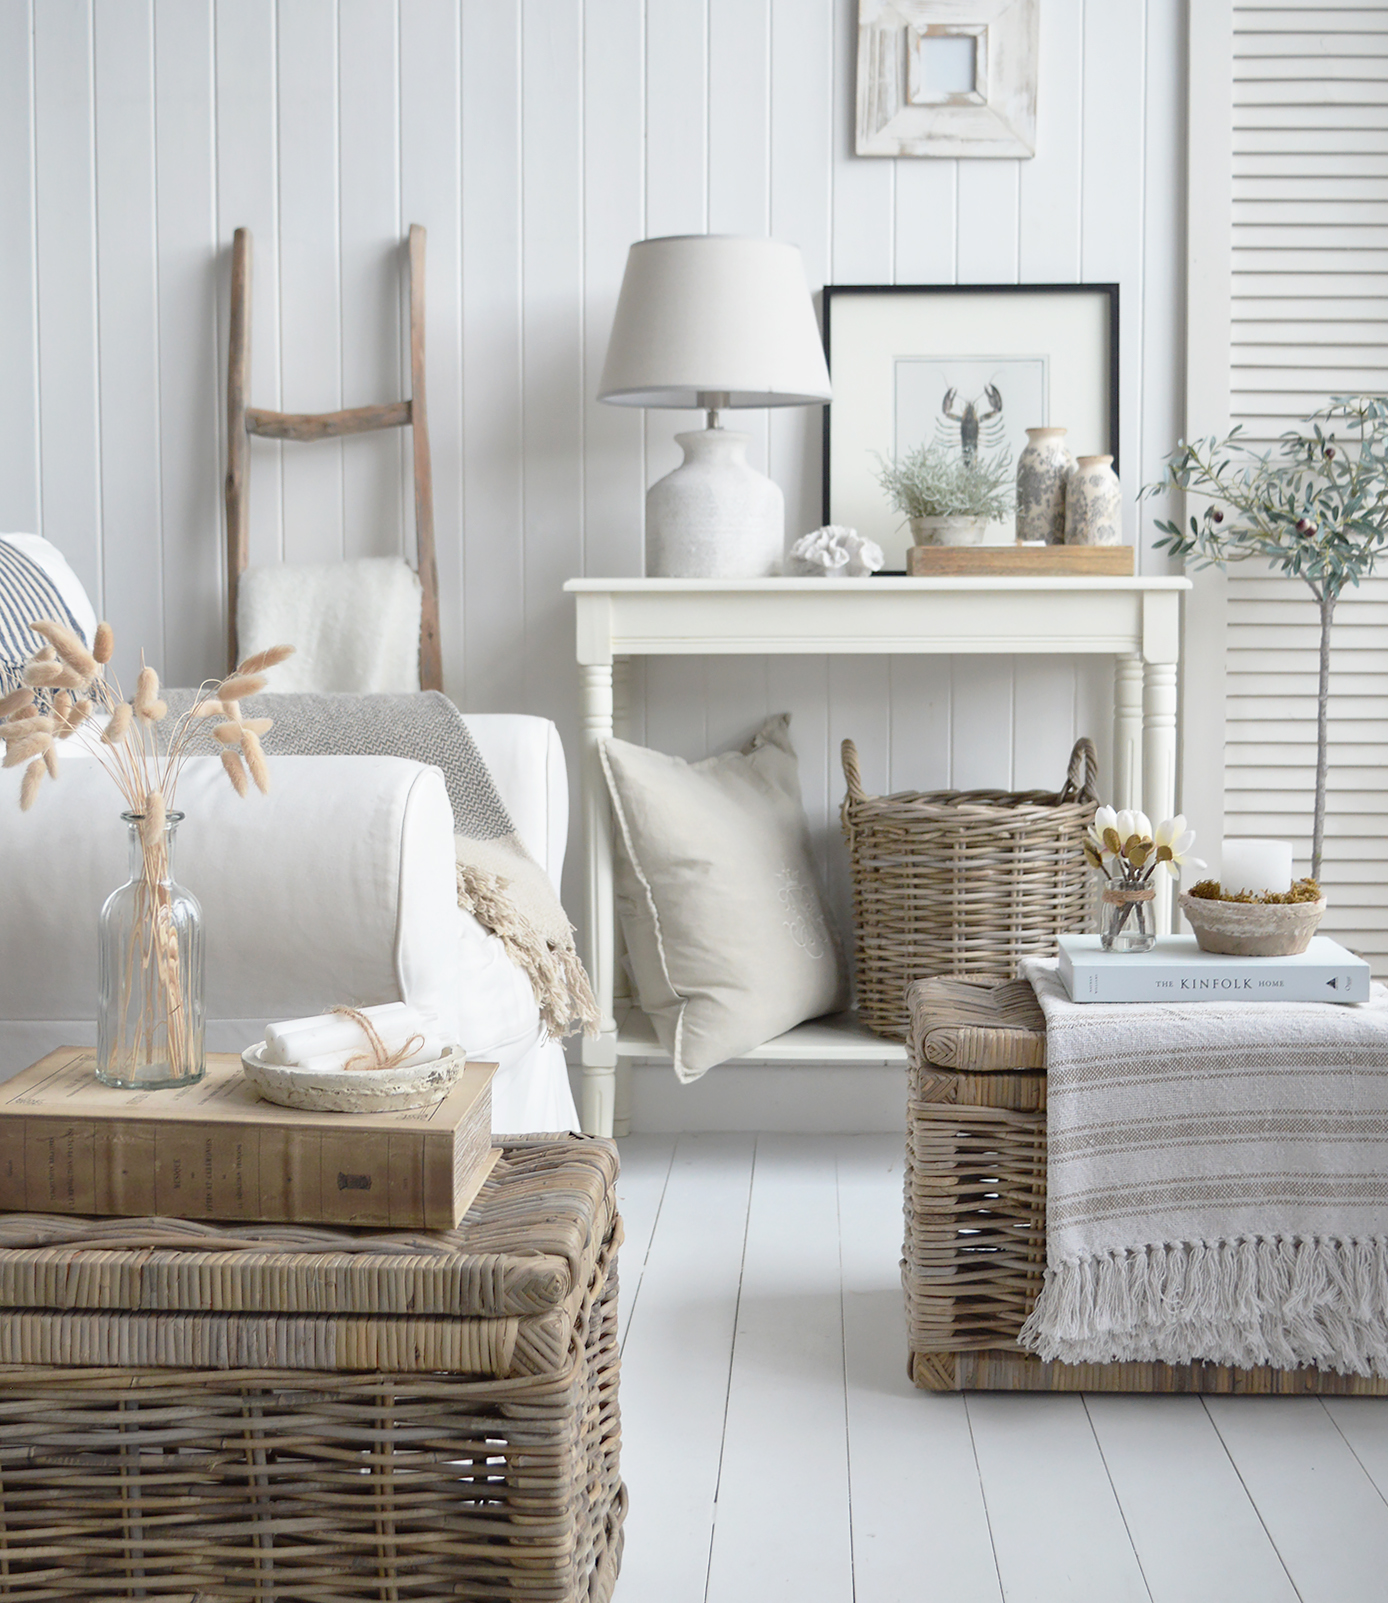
[581,0,645,581]
[215,0,282,574]
[521,0,584,806]
[1017,0,1082,282]
[460,0,524,714]
[94,0,163,684]
[1081,0,1148,564]
[399,0,463,690]
[153,0,221,687]
[0,0,41,535]
[275,0,342,564]
[338,0,402,562]
[33,0,102,608]
[0,5,1186,947]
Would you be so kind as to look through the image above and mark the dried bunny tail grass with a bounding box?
[235,643,295,675]
[242,728,271,794]
[1,715,55,743]
[220,747,250,797]
[52,691,72,724]
[140,789,167,851]
[133,666,167,722]
[19,758,44,811]
[67,699,91,731]
[242,716,273,735]
[189,698,224,719]
[30,619,98,680]
[22,660,65,688]
[103,702,134,745]
[3,733,51,769]
[212,721,243,747]
[34,645,56,662]
[42,744,58,780]
[216,671,267,702]
[92,621,114,664]
[221,700,241,723]
[0,687,34,718]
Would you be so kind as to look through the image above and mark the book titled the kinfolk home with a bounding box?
[0,1049,498,1229]
[1057,934,1372,1005]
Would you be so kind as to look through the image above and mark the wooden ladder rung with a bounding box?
[246,400,412,443]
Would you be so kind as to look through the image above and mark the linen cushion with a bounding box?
[600,714,847,1082]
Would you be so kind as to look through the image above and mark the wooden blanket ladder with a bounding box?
[224,224,441,691]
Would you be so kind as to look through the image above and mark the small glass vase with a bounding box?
[97,811,205,1089]
[1099,876,1156,953]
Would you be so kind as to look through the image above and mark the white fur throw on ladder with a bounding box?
[1020,959,1388,1376]
[237,558,423,693]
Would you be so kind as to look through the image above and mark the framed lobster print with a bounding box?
[821,284,1119,569]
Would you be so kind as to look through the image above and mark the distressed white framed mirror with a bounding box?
[856,0,1039,158]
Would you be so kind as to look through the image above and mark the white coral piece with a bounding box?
[789,525,884,578]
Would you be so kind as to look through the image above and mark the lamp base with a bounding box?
[646,429,785,577]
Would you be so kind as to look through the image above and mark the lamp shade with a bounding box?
[597,235,832,409]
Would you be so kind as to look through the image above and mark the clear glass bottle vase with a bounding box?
[97,811,205,1088]
[1099,876,1156,953]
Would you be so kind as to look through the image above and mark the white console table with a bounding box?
[564,576,1190,1137]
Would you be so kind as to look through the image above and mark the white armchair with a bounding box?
[0,714,578,1134]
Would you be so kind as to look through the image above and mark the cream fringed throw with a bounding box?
[1019,959,1388,1375]
[161,690,599,1041]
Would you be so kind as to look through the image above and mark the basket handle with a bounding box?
[841,739,866,803]
[1060,737,1099,805]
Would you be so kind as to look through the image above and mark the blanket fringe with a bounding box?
[456,862,601,1043]
[1019,1236,1388,1375]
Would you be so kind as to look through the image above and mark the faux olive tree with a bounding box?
[1144,396,1388,881]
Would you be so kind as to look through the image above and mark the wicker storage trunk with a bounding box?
[841,737,1097,1040]
[905,977,1388,1395]
[0,1136,625,1601]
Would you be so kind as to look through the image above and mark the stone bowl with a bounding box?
[241,1042,467,1114]
[1178,893,1327,957]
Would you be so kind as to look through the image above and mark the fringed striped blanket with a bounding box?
[1020,958,1388,1375]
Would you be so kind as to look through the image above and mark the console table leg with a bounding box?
[1144,660,1179,934]
[1113,653,1143,814]
[580,662,618,1136]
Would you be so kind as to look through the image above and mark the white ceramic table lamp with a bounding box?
[598,235,832,577]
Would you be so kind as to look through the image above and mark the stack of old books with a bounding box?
[1057,934,1371,1004]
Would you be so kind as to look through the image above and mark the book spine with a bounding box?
[1068,966,1370,1003]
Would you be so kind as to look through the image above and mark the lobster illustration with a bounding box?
[936,384,1005,462]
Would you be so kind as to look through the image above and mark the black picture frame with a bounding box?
[820,283,1120,552]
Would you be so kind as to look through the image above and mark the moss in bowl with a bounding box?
[1179,878,1326,957]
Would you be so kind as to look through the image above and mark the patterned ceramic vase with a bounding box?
[1064,455,1122,546]
[1014,427,1074,544]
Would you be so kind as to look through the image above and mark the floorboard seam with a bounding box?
[1199,1396,1305,1603]
[962,1386,1007,1598]
[1318,1396,1388,1514]
[1080,1393,1156,1603]
[835,1150,859,1603]
[616,1138,677,1359]
[703,1134,758,1603]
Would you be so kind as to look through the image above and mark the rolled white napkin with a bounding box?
[293,1034,451,1076]
[264,1003,442,1068]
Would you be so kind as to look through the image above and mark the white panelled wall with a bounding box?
[0,0,1184,953]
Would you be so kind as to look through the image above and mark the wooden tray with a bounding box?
[906,543,1135,576]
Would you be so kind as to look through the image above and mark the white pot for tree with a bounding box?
[909,515,988,547]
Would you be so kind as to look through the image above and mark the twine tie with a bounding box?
[328,1006,426,1072]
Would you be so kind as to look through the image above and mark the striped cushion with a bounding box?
[0,540,86,692]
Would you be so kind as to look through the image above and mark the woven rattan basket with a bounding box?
[0,1136,626,1601]
[904,977,1388,1395]
[841,736,1098,1039]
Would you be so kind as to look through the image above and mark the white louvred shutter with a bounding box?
[1224,3,1388,971]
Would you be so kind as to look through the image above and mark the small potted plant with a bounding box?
[1143,394,1388,883]
[875,440,1014,546]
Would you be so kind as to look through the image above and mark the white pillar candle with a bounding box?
[1219,838,1294,896]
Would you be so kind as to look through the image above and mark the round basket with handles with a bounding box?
[840,737,1099,1040]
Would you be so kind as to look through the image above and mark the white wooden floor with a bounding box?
[611,1133,1388,1603]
